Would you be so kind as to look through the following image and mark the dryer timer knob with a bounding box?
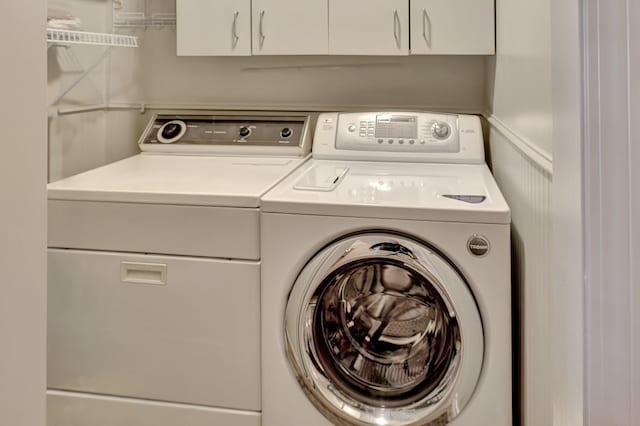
[281,128,293,138]
[239,126,252,138]
[157,120,187,144]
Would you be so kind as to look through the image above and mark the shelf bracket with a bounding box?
[50,46,113,107]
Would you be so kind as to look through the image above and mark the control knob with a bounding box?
[432,122,451,140]
[280,128,293,139]
[157,120,187,144]
[239,126,252,138]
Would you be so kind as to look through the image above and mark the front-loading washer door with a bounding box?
[285,233,483,426]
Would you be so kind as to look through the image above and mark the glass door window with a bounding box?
[285,234,483,426]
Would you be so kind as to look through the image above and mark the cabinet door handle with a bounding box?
[232,11,240,48]
[422,8,432,48]
[393,10,401,48]
[259,10,266,47]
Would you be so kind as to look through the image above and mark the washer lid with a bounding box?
[261,159,511,224]
[47,154,307,207]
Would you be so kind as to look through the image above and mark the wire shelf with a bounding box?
[47,29,139,47]
[112,12,176,29]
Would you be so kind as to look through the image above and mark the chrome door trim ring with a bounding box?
[285,232,484,426]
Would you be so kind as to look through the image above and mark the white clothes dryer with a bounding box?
[46,111,314,426]
[261,112,512,426]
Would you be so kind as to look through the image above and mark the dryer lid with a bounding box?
[47,154,307,207]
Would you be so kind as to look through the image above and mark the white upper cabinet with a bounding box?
[329,0,409,55]
[252,0,328,55]
[410,0,495,54]
[176,0,251,56]
[175,0,495,56]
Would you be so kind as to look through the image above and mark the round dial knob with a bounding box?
[239,126,251,138]
[432,122,451,140]
[280,128,293,139]
[157,120,187,144]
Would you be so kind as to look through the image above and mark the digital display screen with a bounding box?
[375,115,418,138]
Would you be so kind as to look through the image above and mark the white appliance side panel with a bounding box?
[48,200,260,260]
[47,391,260,426]
[48,250,260,411]
[177,0,251,56]
[329,0,409,55]
[410,0,495,55]
[252,0,328,55]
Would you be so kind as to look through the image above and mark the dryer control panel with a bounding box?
[138,112,315,157]
[313,112,485,164]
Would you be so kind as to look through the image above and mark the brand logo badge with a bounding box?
[467,235,490,257]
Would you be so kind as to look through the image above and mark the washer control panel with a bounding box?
[336,112,459,153]
[313,112,484,163]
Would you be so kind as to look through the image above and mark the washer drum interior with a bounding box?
[285,234,484,426]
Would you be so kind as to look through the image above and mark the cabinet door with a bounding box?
[329,0,408,55]
[410,0,495,54]
[252,0,328,55]
[177,0,251,56]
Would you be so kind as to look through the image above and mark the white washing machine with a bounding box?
[46,111,314,426]
[261,112,512,426]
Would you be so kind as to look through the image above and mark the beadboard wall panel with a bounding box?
[488,123,553,426]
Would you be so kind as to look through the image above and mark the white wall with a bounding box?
[485,1,554,425]
[584,0,639,424]
[486,0,552,156]
[112,32,487,112]
[108,0,487,112]
[48,0,110,181]
[0,3,47,426]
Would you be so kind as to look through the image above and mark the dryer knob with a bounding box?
[281,128,293,139]
[239,126,251,138]
[157,120,187,144]
[162,123,182,139]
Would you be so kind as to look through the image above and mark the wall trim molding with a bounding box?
[484,113,553,175]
